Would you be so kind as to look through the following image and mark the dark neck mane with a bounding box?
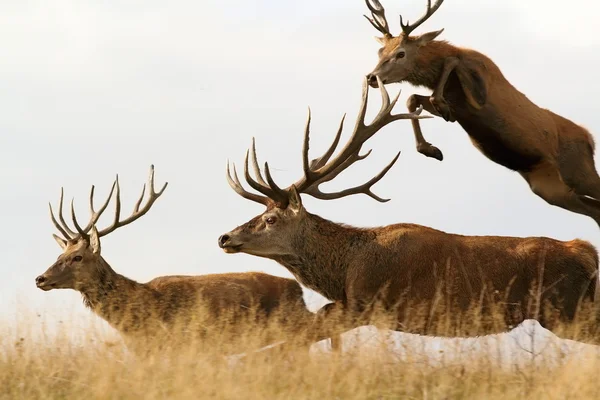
[80,258,116,309]
[79,257,152,335]
[274,212,374,301]
[406,39,460,89]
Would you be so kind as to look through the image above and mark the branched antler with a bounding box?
[364,0,445,37]
[226,76,432,208]
[400,0,445,37]
[49,165,168,241]
[364,0,392,37]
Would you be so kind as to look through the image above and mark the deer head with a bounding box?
[35,165,167,292]
[364,0,445,87]
[218,78,429,258]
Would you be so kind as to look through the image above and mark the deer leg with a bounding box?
[313,301,374,353]
[568,171,600,202]
[556,139,600,200]
[430,57,460,122]
[313,302,348,352]
[407,94,444,161]
[522,162,600,228]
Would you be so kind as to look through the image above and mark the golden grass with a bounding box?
[3,308,600,400]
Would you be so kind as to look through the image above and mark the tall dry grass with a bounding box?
[2,305,600,400]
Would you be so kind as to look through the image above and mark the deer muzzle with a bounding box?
[218,233,243,253]
[35,274,53,291]
[366,73,380,88]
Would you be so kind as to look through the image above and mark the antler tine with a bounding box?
[56,187,78,238]
[241,141,289,206]
[370,75,431,125]
[309,148,373,189]
[79,179,118,234]
[110,176,122,233]
[263,162,290,207]
[400,0,445,37]
[226,161,271,206]
[96,165,168,238]
[364,0,392,37]
[304,151,401,202]
[49,200,72,240]
[301,108,318,181]
[243,149,276,198]
[250,138,268,187]
[309,113,345,171]
[89,185,96,213]
[133,183,146,213]
[70,198,87,237]
[148,164,168,197]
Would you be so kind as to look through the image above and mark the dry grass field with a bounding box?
[3,306,600,400]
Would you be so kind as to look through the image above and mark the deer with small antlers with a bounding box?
[36,166,319,355]
[219,79,600,345]
[363,0,600,228]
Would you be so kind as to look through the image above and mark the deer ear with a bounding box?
[89,226,101,255]
[374,36,388,45]
[52,234,68,250]
[415,28,444,46]
[288,186,303,213]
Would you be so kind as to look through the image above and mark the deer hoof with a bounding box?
[418,143,444,161]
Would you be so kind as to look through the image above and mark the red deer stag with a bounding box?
[36,166,318,355]
[219,79,600,345]
[363,0,600,228]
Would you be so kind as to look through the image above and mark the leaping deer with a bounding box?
[36,166,319,355]
[219,79,600,345]
[363,0,600,228]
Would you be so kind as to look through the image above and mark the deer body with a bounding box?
[36,166,317,355]
[364,0,600,227]
[223,202,599,340]
[397,41,593,176]
[39,247,312,353]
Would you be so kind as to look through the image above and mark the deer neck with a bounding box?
[79,257,152,334]
[273,212,373,302]
[406,40,459,89]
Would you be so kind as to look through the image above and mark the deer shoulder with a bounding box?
[454,52,488,110]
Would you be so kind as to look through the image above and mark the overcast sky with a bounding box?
[2,0,600,339]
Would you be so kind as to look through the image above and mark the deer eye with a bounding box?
[265,217,277,225]
[73,256,83,262]
[396,51,406,59]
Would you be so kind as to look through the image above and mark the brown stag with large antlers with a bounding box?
[219,79,600,345]
[36,166,318,355]
[364,0,600,227]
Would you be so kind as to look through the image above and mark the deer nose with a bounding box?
[367,74,379,88]
[35,275,46,286]
[218,234,230,248]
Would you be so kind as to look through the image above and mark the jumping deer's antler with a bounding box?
[364,0,392,37]
[49,165,168,240]
[226,76,431,208]
[364,0,445,37]
[399,0,445,37]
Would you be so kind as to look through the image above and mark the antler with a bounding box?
[364,0,392,37]
[49,165,168,241]
[226,76,432,207]
[400,0,445,37]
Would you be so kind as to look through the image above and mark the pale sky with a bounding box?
[2,0,600,340]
